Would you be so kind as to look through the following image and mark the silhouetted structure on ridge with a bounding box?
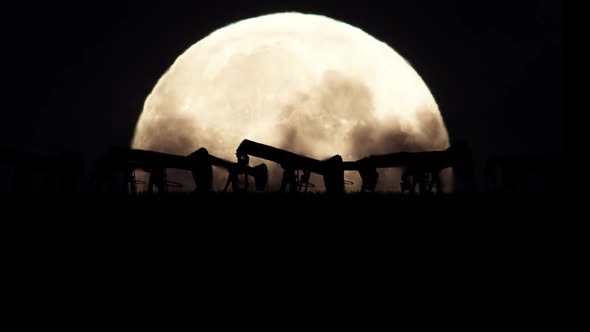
[236,139,345,194]
[5,138,565,194]
[197,149,268,193]
[344,142,472,194]
[96,147,268,194]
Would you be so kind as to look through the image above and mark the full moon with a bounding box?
[132,12,450,192]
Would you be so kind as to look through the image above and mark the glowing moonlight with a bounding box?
[132,12,450,192]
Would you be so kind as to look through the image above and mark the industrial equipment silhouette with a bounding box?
[0,139,481,193]
[344,141,472,193]
[93,140,472,195]
[236,139,345,194]
[96,147,267,194]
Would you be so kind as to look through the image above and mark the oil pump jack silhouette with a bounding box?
[236,139,345,194]
[96,147,268,194]
[235,139,471,195]
[344,141,472,193]
[96,139,470,195]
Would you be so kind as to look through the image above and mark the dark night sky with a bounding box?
[2,0,562,167]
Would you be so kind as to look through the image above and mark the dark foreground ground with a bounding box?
[4,191,563,313]
[5,191,560,223]
[6,191,561,257]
